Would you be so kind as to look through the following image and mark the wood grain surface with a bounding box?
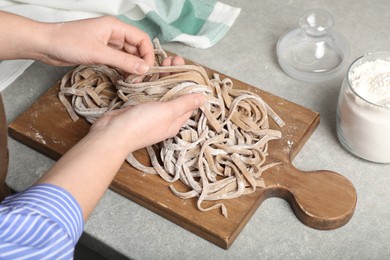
[8,66,357,249]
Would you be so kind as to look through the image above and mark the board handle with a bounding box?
[263,163,357,230]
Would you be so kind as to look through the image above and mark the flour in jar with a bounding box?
[337,56,390,163]
[349,59,390,107]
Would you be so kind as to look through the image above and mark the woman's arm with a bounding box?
[0,11,154,74]
[37,93,205,220]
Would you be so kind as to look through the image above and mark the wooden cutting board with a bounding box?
[8,64,357,249]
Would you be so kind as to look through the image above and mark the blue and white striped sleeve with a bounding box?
[0,184,84,259]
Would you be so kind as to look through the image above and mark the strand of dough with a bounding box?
[59,39,285,218]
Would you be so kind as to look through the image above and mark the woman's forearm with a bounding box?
[37,129,133,221]
[0,11,49,61]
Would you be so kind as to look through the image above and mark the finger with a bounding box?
[109,17,155,66]
[166,94,205,136]
[122,30,154,66]
[135,37,154,67]
[123,43,138,55]
[171,56,185,66]
[96,45,150,74]
[161,56,173,66]
[160,56,173,78]
[107,40,124,50]
[160,56,186,78]
[168,93,206,118]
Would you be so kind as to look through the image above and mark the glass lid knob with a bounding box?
[299,9,334,37]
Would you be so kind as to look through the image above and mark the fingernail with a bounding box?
[135,61,149,74]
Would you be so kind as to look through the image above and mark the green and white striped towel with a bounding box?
[117,0,241,49]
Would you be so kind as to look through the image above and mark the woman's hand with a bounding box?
[0,11,154,74]
[92,93,205,153]
[41,16,154,74]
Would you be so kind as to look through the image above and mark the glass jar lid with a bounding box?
[276,9,349,82]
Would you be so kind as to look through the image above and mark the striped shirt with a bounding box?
[0,184,84,259]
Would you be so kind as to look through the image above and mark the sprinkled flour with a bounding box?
[337,56,390,163]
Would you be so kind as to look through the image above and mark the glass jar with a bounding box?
[336,52,390,163]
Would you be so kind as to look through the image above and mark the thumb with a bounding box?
[170,93,206,117]
[164,93,206,136]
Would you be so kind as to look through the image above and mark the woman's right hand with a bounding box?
[91,93,205,153]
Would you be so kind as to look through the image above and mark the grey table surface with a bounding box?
[2,0,390,259]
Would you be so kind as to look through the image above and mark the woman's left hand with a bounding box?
[41,16,155,74]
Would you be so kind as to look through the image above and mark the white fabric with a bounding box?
[0,60,34,92]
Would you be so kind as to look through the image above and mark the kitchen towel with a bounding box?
[0,0,240,92]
